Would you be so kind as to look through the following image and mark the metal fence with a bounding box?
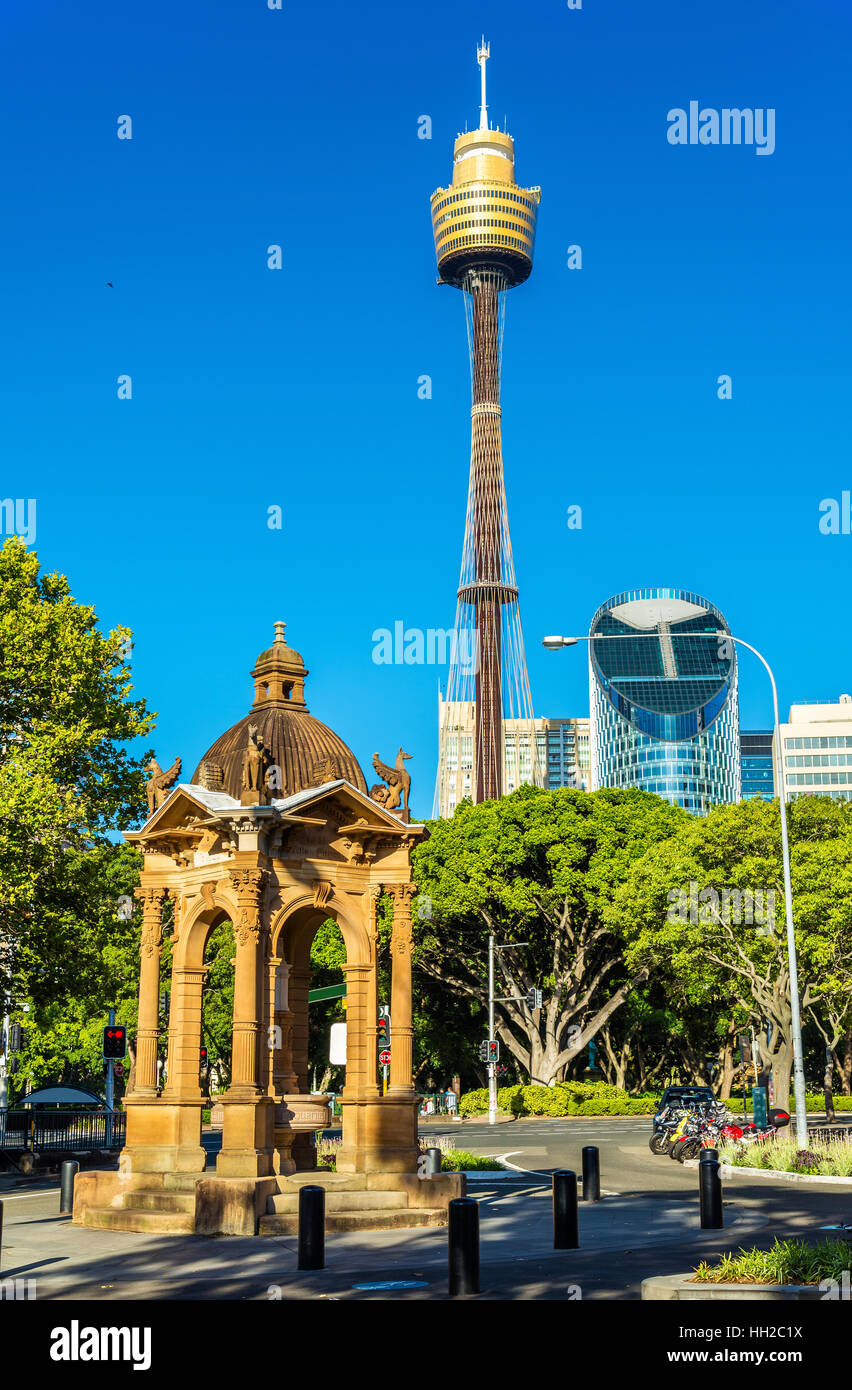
[0,1109,126,1152]
[808,1123,852,1143]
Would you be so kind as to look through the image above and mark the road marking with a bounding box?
[0,1189,59,1202]
[496,1151,552,1178]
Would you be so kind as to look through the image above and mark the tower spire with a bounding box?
[477,37,490,130]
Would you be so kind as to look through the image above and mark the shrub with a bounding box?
[521,1085,572,1116]
[497,1084,526,1116]
[719,1136,852,1177]
[458,1088,490,1117]
[692,1238,852,1285]
[441,1150,503,1171]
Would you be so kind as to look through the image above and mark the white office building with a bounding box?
[435,697,590,817]
[774,695,852,802]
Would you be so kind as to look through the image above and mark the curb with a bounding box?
[642,1273,830,1301]
[683,1160,852,1186]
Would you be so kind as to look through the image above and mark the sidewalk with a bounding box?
[0,1177,771,1301]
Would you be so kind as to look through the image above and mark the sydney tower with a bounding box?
[431,41,541,809]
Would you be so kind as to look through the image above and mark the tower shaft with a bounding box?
[468,271,506,799]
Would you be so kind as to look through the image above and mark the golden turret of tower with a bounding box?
[430,39,541,288]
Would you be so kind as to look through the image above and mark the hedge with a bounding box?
[459,1085,852,1119]
[459,1081,657,1117]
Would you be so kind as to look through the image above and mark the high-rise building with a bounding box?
[431,41,542,814]
[435,701,589,817]
[588,587,741,813]
[740,730,775,800]
[774,695,852,802]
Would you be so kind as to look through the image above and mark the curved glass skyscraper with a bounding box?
[589,588,741,813]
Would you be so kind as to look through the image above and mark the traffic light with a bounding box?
[102,1025,127,1060]
[377,1008,390,1049]
[199,1046,208,1069]
[526,987,543,1010]
[479,1040,499,1062]
[9,1022,25,1052]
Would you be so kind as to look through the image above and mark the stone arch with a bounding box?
[177,884,240,971]
[270,889,371,968]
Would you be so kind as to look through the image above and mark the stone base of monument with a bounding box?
[74,1166,464,1236]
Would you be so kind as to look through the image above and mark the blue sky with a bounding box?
[2,0,850,820]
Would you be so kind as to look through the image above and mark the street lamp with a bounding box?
[543,629,809,1148]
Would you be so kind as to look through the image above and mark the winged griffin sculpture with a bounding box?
[370,748,412,813]
[146,756,182,816]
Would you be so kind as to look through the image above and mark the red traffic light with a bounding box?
[200,1047,208,1067]
[102,1025,127,1060]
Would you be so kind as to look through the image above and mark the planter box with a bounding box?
[643,1274,830,1301]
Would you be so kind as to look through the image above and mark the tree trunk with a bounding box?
[841,1031,852,1096]
[770,1045,793,1112]
[717,1035,737,1100]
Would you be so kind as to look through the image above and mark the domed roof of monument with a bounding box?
[190,620,367,800]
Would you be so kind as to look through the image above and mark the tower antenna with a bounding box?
[477,37,490,130]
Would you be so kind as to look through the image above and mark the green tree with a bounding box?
[615,796,852,1108]
[0,540,153,1013]
[413,785,687,1085]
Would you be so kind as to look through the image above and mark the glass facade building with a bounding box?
[589,588,741,813]
[740,730,775,800]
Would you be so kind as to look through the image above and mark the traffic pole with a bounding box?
[105,1006,115,1148]
[448,1196,480,1295]
[487,935,497,1126]
[552,1171,579,1249]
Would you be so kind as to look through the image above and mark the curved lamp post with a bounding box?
[542,630,809,1148]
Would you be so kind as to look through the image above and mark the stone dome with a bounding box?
[191,621,367,800]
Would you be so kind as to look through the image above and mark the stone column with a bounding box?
[219,864,275,1178]
[163,965,207,1098]
[342,961,371,1097]
[364,886,381,1097]
[289,966,310,1091]
[272,960,297,1093]
[389,884,415,1096]
[228,866,267,1097]
[133,887,166,1096]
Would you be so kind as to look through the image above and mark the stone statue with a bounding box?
[370,748,412,812]
[146,756,182,816]
[241,725,269,801]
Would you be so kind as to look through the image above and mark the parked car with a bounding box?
[652,1084,715,1130]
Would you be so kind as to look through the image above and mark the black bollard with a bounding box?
[581,1145,601,1202]
[448,1196,479,1295]
[425,1146,442,1177]
[297,1185,325,1270]
[552,1170,579,1249]
[60,1160,79,1216]
[699,1148,723,1229]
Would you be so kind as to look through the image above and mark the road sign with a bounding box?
[379,1048,391,1065]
